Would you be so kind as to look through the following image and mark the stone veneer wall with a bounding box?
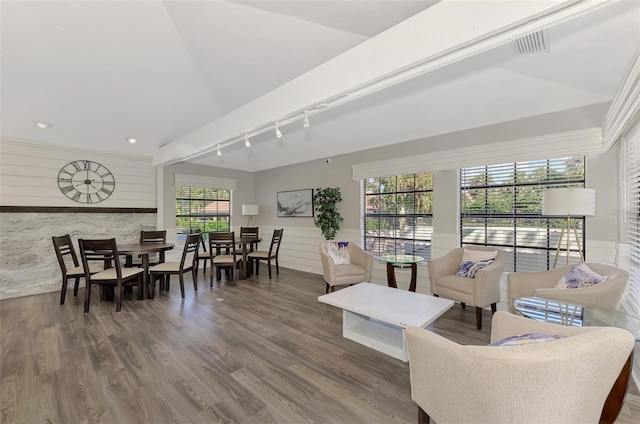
[0,212,156,299]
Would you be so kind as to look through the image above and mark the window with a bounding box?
[363,173,433,261]
[625,125,640,314]
[176,186,230,240]
[460,157,585,272]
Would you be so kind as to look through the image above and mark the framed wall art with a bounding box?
[277,189,314,217]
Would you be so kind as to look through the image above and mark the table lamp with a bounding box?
[242,204,259,226]
[542,188,595,268]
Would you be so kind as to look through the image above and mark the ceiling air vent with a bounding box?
[513,30,549,54]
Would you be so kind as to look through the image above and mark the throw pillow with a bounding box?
[490,333,566,347]
[555,263,608,289]
[462,248,498,263]
[325,241,350,265]
[456,258,496,278]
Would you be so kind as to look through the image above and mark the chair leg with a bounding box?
[275,258,279,275]
[149,273,156,298]
[268,259,272,279]
[325,283,330,294]
[84,282,92,313]
[255,260,260,275]
[461,302,466,309]
[137,275,144,300]
[491,303,497,315]
[475,307,482,330]
[192,269,198,291]
[60,277,68,305]
[210,266,214,287]
[418,406,430,424]
[115,283,122,313]
[179,273,185,298]
[73,277,80,298]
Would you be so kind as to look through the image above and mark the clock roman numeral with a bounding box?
[58,177,72,183]
[100,172,112,178]
[86,193,93,204]
[100,187,113,196]
[60,185,75,193]
[71,192,81,202]
[82,160,91,171]
[71,161,82,171]
[102,180,115,186]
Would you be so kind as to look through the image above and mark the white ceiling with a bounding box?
[1,0,639,172]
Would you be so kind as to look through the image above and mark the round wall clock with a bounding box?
[57,160,115,204]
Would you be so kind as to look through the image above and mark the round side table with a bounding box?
[376,254,424,292]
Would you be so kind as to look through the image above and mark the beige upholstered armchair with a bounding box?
[405,311,635,424]
[507,262,629,313]
[428,247,506,330]
[319,241,373,293]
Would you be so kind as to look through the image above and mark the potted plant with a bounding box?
[314,187,344,240]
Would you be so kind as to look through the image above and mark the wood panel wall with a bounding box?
[0,137,155,208]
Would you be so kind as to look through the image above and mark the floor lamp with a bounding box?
[542,188,596,269]
[241,204,259,226]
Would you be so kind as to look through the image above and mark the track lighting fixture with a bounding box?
[303,110,310,129]
[275,122,282,138]
[217,147,222,156]
[244,134,251,147]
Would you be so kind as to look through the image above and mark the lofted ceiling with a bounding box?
[1,0,639,172]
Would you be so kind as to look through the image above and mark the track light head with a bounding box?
[216,147,222,156]
[275,122,282,138]
[244,134,251,147]
[303,110,310,129]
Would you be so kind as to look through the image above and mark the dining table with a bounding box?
[236,236,261,278]
[119,242,174,299]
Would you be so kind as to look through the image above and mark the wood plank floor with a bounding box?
[1,267,638,423]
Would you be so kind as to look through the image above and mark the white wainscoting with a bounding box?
[0,137,155,208]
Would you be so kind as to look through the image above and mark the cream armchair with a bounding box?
[507,262,629,313]
[319,241,373,293]
[428,247,506,330]
[405,311,635,424]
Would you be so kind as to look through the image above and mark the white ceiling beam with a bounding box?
[154,0,611,166]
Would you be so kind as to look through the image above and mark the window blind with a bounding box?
[625,124,640,314]
[460,157,585,272]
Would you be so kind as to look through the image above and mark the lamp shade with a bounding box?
[242,204,259,216]
[542,188,596,216]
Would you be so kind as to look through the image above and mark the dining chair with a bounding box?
[208,231,243,286]
[190,228,210,278]
[132,230,167,266]
[247,228,283,279]
[240,226,259,252]
[52,234,104,305]
[78,238,144,313]
[149,233,199,298]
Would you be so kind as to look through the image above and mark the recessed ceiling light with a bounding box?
[35,121,51,130]
[126,137,137,144]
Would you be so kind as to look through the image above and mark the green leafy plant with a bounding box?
[314,187,344,240]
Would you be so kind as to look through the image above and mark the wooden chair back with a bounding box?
[78,238,123,280]
[268,229,284,257]
[140,230,167,244]
[208,231,237,258]
[180,233,201,271]
[190,228,207,253]
[240,227,259,238]
[52,234,79,273]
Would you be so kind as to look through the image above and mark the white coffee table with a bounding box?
[318,282,454,361]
